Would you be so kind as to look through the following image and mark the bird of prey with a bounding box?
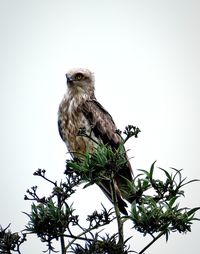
[58,68,133,214]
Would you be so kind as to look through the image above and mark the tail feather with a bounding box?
[98,180,128,215]
[98,163,134,215]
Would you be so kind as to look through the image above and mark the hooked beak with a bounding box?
[65,74,73,84]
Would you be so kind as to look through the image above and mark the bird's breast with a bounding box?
[58,95,98,157]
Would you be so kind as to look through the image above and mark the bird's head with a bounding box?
[65,68,95,95]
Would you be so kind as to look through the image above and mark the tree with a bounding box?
[0,126,199,254]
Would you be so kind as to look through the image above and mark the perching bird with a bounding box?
[58,68,133,214]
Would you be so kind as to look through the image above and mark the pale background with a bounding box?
[0,0,199,253]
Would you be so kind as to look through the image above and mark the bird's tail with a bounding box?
[98,180,128,215]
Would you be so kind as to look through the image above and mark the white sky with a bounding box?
[0,0,199,253]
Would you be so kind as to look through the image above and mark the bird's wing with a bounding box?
[81,98,121,147]
[81,98,133,214]
[58,119,65,142]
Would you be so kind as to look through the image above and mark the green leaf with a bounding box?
[187,207,200,217]
[149,161,156,182]
[181,179,200,188]
[138,169,150,177]
[83,182,94,188]
[168,196,179,208]
[159,167,172,181]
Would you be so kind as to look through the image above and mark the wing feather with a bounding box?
[58,119,65,142]
[81,98,134,211]
[81,98,121,148]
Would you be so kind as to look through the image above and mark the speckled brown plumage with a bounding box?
[58,68,133,215]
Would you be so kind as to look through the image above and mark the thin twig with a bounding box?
[64,217,115,251]
[65,226,96,251]
[110,178,124,246]
[138,231,165,254]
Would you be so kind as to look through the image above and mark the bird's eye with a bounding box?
[75,73,84,81]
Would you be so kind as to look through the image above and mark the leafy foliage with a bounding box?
[0,125,199,254]
[24,200,71,251]
[0,224,26,254]
[129,162,200,240]
[71,234,130,254]
[66,143,128,188]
